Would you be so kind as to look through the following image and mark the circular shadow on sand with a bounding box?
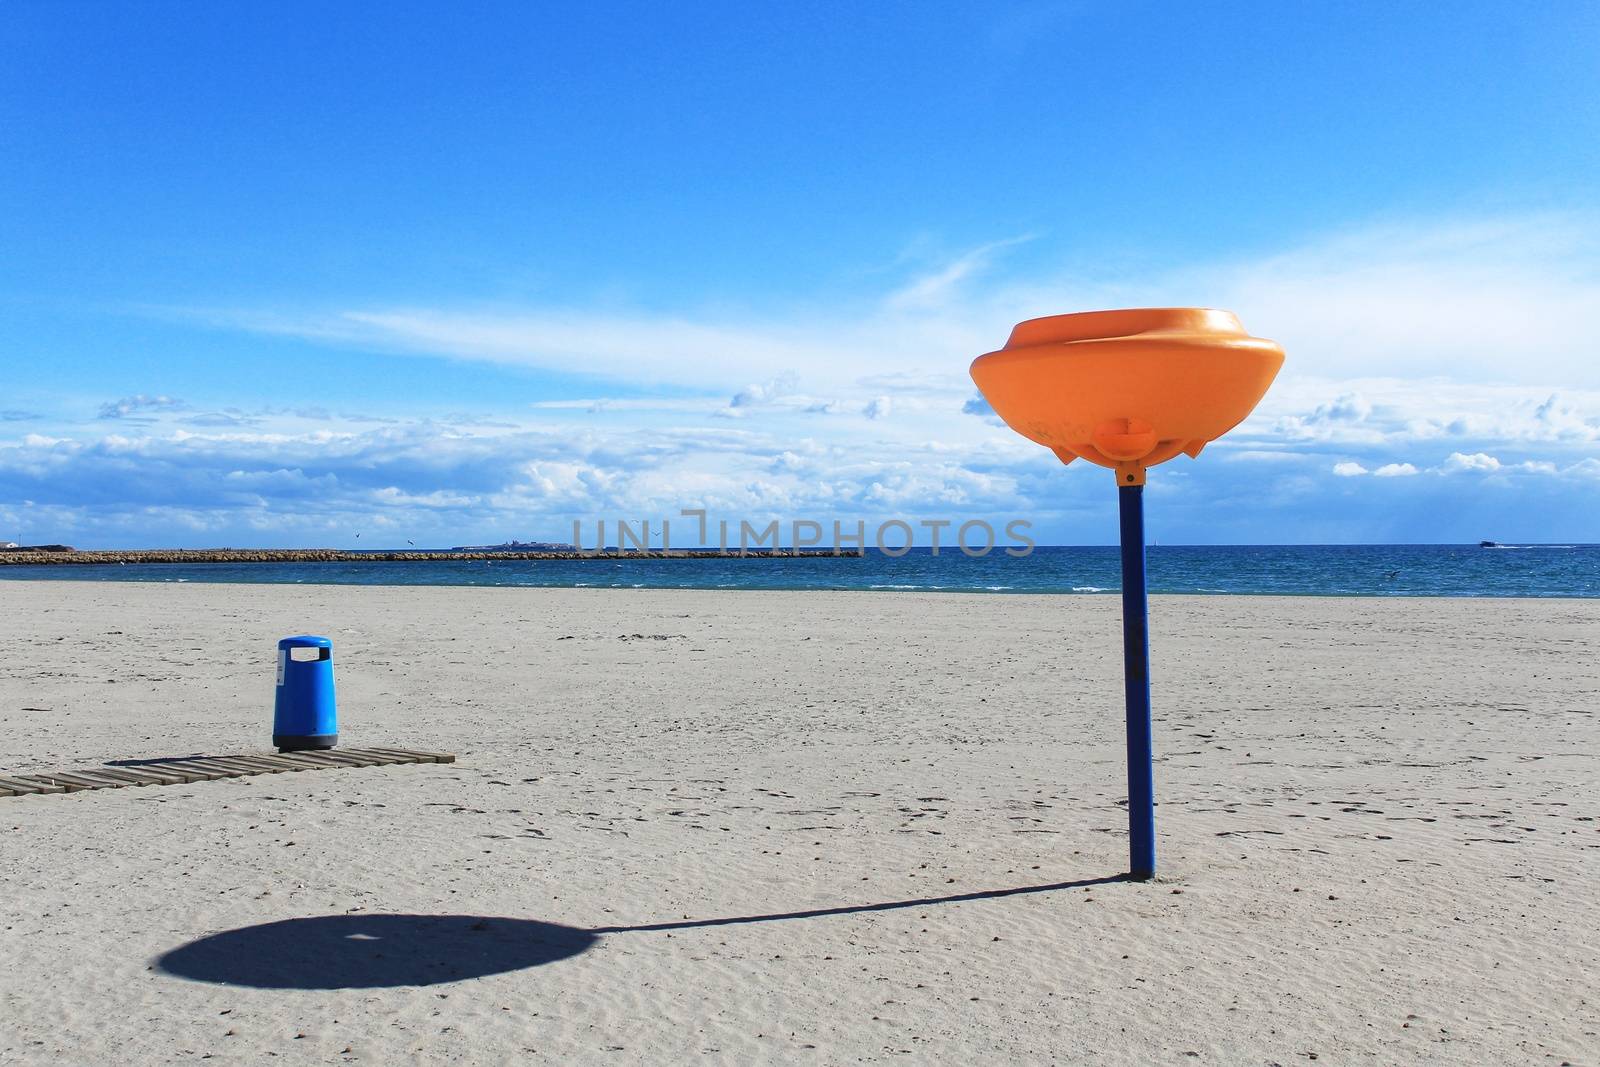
[156,914,597,989]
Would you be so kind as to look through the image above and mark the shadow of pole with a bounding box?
[591,874,1129,934]
[155,874,1127,989]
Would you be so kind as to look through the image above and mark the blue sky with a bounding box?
[3,1,1598,547]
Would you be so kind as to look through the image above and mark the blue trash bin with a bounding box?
[273,635,338,751]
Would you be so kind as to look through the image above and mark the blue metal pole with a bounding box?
[1118,484,1156,879]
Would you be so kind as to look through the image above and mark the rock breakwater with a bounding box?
[0,548,863,566]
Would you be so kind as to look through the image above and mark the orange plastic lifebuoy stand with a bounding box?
[969,308,1284,485]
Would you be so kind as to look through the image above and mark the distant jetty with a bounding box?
[0,547,863,566]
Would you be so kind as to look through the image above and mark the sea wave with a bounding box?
[4,545,1592,597]
[1488,544,1576,550]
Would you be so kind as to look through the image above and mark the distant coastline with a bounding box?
[0,547,865,566]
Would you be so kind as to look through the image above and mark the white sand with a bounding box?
[1,580,1596,1065]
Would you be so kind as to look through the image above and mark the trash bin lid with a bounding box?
[278,635,333,650]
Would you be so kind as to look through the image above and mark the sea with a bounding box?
[1,544,1596,598]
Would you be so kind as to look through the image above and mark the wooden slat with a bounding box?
[217,755,299,774]
[26,776,88,792]
[77,770,144,788]
[310,750,393,767]
[253,752,321,770]
[102,764,199,784]
[366,748,445,763]
[150,766,206,783]
[1,746,456,800]
[37,771,127,791]
[336,749,407,766]
[364,747,454,764]
[302,751,389,768]
[254,754,330,771]
[346,750,410,765]
[344,748,422,764]
[227,758,285,776]
[102,762,195,783]
[270,752,352,771]
[269,751,346,767]
[0,774,65,795]
[118,760,219,782]
[17,775,84,792]
[157,762,238,782]
[90,768,166,787]
[352,746,430,762]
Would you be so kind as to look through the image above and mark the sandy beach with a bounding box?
[0,580,1595,1065]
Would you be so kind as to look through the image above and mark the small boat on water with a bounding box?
[1479,540,1502,548]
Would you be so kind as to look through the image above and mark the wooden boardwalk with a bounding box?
[0,747,456,797]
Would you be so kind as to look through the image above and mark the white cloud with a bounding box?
[5,408,1595,546]
[1189,215,1600,387]
[528,397,717,415]
[30,211,1598,544]
[1315,392,1372,423]
[883,234,1036,311]
[1324,452,1573,477]
[1565,458,1600,481]
[0,413,1038,547]
[98,394,186,419]
[1441,451,1501,473]
[168,214,1600,455]
[1245,377,1600,452]
[729,372,798,410]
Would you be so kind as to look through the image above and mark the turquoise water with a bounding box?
[2,545,1595,597]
